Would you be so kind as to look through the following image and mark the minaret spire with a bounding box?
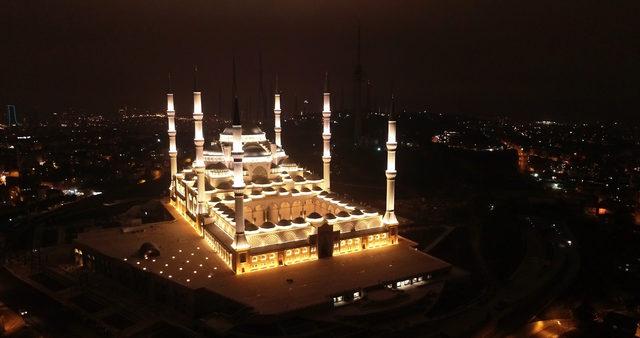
[192,65,207,225]
[231,59,250,265]
[383,91,399,227]
[273,73,282,147]
[322,72,332,192]
[166,72,178,198]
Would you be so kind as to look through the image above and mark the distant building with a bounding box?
[6,105,18,126]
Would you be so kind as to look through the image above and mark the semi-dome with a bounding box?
[243,142,270,157]
[292,216,306,224]
[206,162,228,170]
[325,213,336,220]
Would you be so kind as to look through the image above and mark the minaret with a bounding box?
[382,94,399,226]
[166,73,178,198]
[231,60,249,252]
[192,66,207,219]
[322,72,332,192]
[274,74,282,147]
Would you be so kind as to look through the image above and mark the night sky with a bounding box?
[1,1,639,121]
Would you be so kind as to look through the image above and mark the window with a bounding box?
[294,248,300,255]
[347,239,352,245]
[261,255,266,261]
[375,234,380,240]
[353,291,361,299]
[251,256,258,263]
[286,250,292,256]
[269,253,276,259]
[382,233,387,238]
[302,247,308,253]
[340,240,346,246]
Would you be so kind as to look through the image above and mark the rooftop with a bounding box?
[76,201,450,315]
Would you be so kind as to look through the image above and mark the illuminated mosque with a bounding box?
[168,70,399,274]
[75,65,449,317]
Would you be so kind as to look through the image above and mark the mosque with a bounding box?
[168,70,400,275]
[74,66,450,317]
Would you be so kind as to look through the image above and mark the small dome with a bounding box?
[214,202,225,209]
[272,176,283,183]
[245,221,259,232]
[301,187,311,192]
[252,176,270,184]
[263,187,275,192]
[312,186,323,191]
[319,191,328,196]
[250,190,262,196]
[260,221,275,229]
[270,162,279,169]
[224,194,234,201]
[290,188,300,194]
[278,187,288,193]
[351,209,364,216]
[292,175,305,182]
[137,242,160,258]
[325,213,336,220]
[307,212,322,219]
[184,172,196,180]
[216,181,232,190]
[210,196,221,202]
[292,217,306,224]
[336,211,350,218]
[277,219,292,227]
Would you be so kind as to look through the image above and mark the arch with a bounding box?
[252,166,268,181]
[280,202,291,220]
[291,200,303,218]
[253,205,265,225]
[304,199,314,215]
[268,203,279,222]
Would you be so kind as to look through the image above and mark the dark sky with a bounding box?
[1,1,639,121]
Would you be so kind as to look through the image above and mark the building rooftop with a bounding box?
[76,201,450,315]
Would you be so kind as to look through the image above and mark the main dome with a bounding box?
[219,124,268,143]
